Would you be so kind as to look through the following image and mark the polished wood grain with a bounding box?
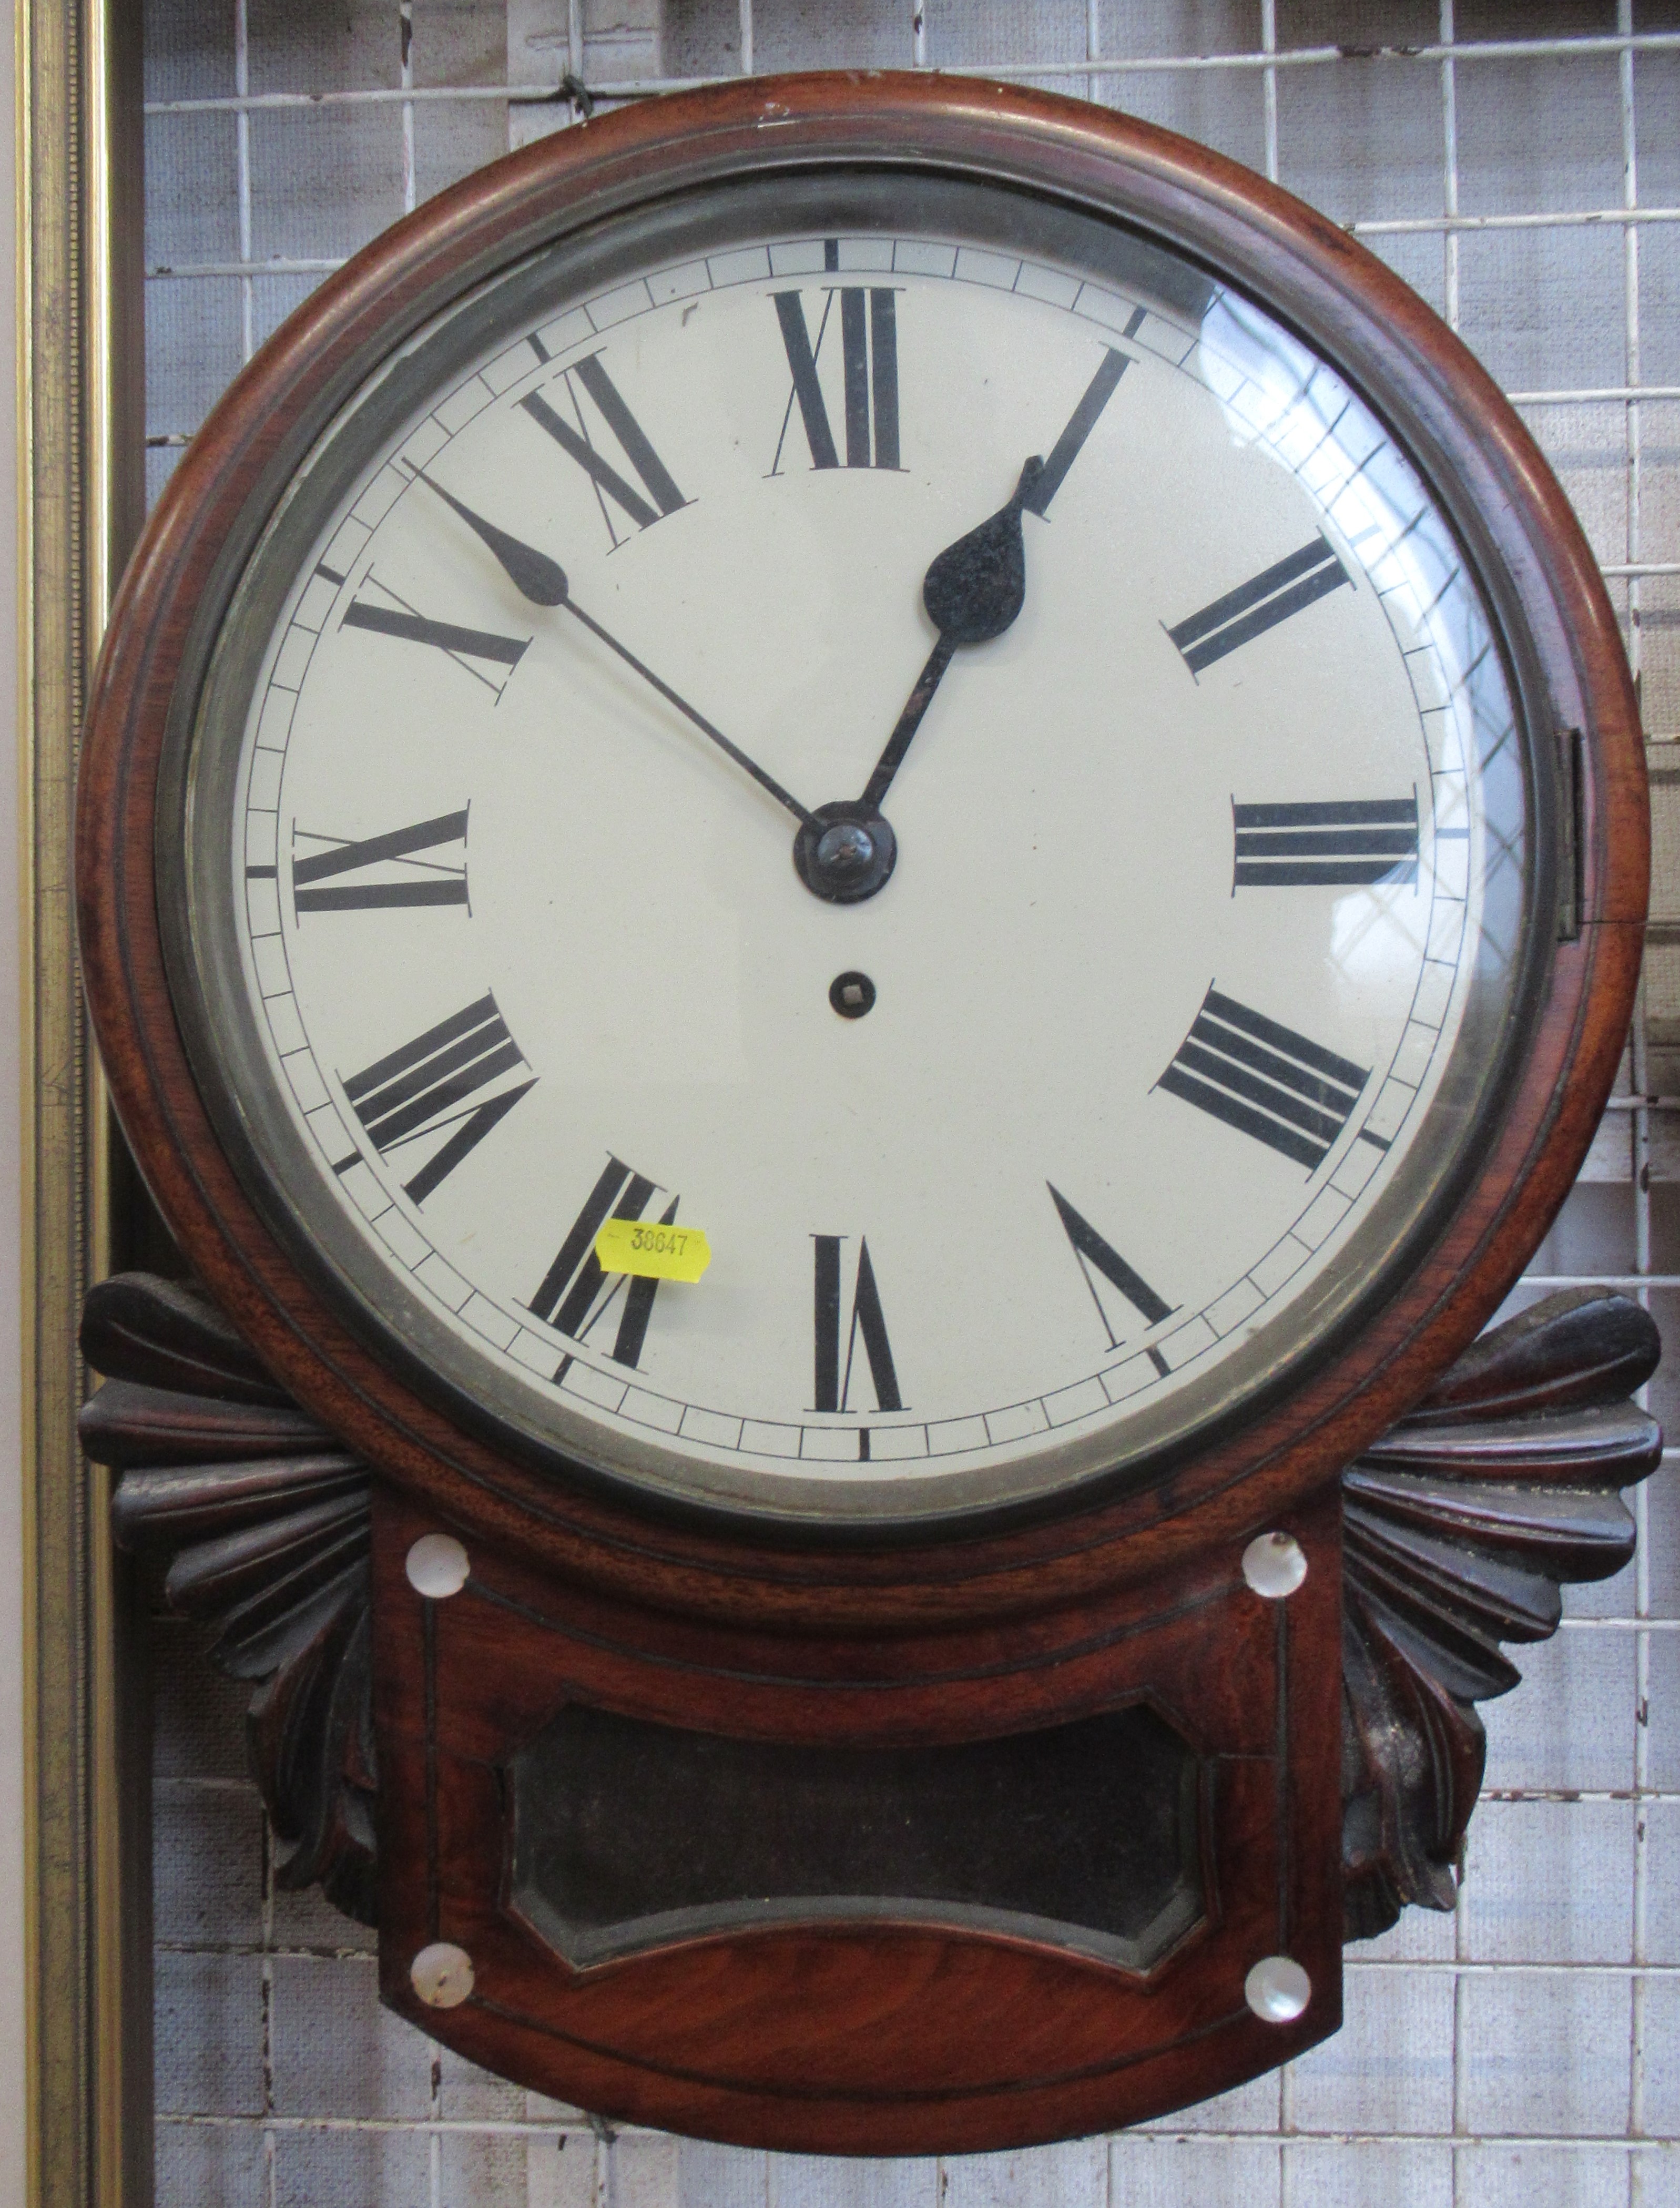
[76,73,1647,1653]
[79,1268,1665,2140]
[370,1476,1346,2153]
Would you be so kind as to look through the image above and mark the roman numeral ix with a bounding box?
[288,809,469,914]
[1048,1186,1175,1361]
[531,1156,677,1372]
[519,352,688,548]
[1168,534,1351,675]
[812,1236,903,1418]
[1233,797,1420,888]
[1158,989,1370,1172]
[337,993,534,1205]
[771,257,901,474]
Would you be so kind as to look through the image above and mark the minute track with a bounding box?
[211,218,1520,1500]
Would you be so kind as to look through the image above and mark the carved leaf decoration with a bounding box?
[1341,1288,1662,1941]
[77,1274,1664,1946]
[79,1274,376,1924]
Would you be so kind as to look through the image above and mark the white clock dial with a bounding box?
[182,205,1528,1521]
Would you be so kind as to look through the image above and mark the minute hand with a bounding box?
[410,469,820,832]
[859,347,1132,815]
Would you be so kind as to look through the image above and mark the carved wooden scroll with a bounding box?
[80,1273,1661,1943]
[1340,1287,1662,1937]
[80,1274,376,1923]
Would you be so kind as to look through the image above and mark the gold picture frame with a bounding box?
[18,4,146,2203]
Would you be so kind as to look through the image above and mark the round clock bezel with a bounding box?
[78,75,1645,1621]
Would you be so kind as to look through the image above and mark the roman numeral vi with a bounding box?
[812,1236,903,1413]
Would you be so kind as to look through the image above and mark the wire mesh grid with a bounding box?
[141,3,1680,2202]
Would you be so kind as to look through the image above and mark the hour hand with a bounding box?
[858,347,1133,816]
[857,457,1040,814]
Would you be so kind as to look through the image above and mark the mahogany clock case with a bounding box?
[77,75,1647,1636]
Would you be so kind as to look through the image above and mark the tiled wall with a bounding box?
[142,3,1680,2201]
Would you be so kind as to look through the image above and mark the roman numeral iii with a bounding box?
[519,352,688,547]
[1168,535,1351,674]
[1233,798,1419,888]
[1158,989,1370,1171]
[337,993,533,1205]
[531,1156,678,1371]
[812,1236,903,1413]
[289,809,469,914]
[771,280,901,473]
[1048,1186,1174,1357]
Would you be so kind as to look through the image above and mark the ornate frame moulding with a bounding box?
[19,5,147,2205]
[80,1273,1661,1949]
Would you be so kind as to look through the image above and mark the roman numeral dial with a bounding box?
[217,225,1506,1499]
[1158,990,1370,1172]
[1048,1187,1174,1358]
[1168,535,1350,674]
[519,352,688,547]
[812,1236,903,1414]
[771,264,902,474]
[531,1157,679,1372]
[337,994,533,1205]
[1233,799,1420,888]
[289,810,469,914]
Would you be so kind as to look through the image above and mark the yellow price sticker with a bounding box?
[593,1217,711,1283]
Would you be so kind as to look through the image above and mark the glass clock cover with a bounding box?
[169,175,1530,1525]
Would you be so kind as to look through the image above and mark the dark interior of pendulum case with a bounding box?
[508,1702,1205,1970]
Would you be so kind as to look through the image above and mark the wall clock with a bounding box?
[77,73,1657,2151]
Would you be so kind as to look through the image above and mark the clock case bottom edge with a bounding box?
[369,1481,1347,2151]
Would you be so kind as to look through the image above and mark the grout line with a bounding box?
[1261,0,1279,184]
[235,0,252,361]
[913,0,927,70]
[151,2112,1680,2147]
[138,31,1680,111]
[1441,0,1460,330]
[740,0,754,77]
[135,206,1680,268]
[400,0,415,219]
[1625,11,1653,2161]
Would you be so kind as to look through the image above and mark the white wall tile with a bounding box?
[1282,2138,1453,2208]
[154,2118,269,2207]
[272,2128,433,2207]
[1479,1631,1637,1795]
[1459,1973,1633,2138]
[1462,1800,1636,1962]
[155,1951,267,2118]
[1450,2143,1635,2208]
[766,2153,938,2208]
[269,1955,434,2120]
[941,2138,1107,2208]
[1288,1966,1455,2134]
[1108,2134,1280,2207]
